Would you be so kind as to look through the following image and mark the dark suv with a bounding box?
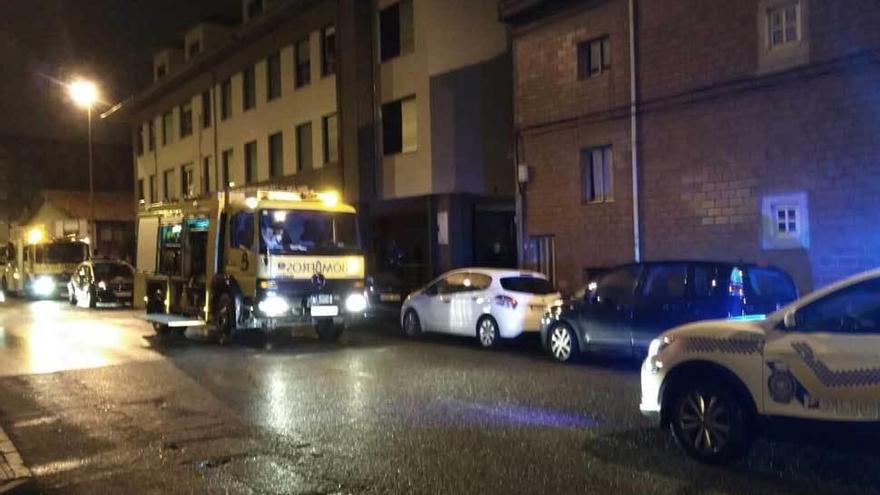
[540,261,797,363]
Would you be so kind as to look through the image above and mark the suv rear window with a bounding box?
[747,268,797,303]
[500,276,555,295]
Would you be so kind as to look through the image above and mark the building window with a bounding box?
[179,101,193,138]
[201,90,212,128]
[221,149,233,188]
[147,121,155,151]
[243,66,256,111]
[267,52,282,100]
[577,36,611,79]
[202,156,212,194]
[321,25,336,76]
[163,169,175,200]
[525,236,556,285]
[220,79,232,120]
[187,40,201,59]
[156,64,167,79]
[295,38,311,88]
[181,163,194,198]
[322,113,338,164]
[244,141,257,184]
[762,192,809,250]
[136,126,144,156]
[580,146,613,203]
[768,2,800,48]
[269,132,284,178]
[247,0,262,19]
[295,122,313,171]
[137,179,145,202]
[380,0,414,62]
[149,174,157,203]
[382,96,417,155]
[162,111,173,145]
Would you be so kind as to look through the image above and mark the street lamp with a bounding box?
[68,79,98,248]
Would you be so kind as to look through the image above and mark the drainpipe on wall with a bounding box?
[628,0,641,262]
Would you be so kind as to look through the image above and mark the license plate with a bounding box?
[310,294,334,305]
[311,305,339,317]
[380,293,401,302]
[115,291,132,298]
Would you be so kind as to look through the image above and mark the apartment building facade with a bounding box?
[110,0,514,283]
[503,0,880,293]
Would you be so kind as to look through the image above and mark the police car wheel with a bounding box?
[548,323,578,363]
[669,381,752,464]
[402,310,422,337]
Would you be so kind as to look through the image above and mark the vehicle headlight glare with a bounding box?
[345,293,367,313]
[33,276,55,296]
[258,294,290,317]
[648,335,674,359]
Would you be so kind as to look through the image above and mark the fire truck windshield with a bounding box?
[35,242,89,264]
[259,210,359,254]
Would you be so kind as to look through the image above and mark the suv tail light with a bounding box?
[494,295,518,309]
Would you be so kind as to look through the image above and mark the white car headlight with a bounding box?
[33,276,55,296]
[258,294,290,317]
[345,293,368,313]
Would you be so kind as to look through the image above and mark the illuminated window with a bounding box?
[181,163,194,198]
[581,146,613,203]
[577,36,611,79]
[768,2,800,48]
[322,25,336,76]
[762,192,809,250]
[322,113,338,164]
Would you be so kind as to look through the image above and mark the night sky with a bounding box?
[0,0,241,145]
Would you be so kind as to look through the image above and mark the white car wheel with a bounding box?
[549,324,578,363]
[477,317,499,348]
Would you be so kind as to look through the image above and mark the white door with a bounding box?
[763,277,880,421]
[417,277,453,333]
[446,272,492,336]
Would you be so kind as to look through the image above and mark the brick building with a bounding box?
[502,0,880,294]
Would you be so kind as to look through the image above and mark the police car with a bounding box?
[641,268,880,464]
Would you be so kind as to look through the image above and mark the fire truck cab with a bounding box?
[136,189,367,342]
[3,227,90,299]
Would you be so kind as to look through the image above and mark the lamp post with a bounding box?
[68,80,98,246]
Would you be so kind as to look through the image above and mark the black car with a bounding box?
[68,260,135,308]
[540,261,798,363]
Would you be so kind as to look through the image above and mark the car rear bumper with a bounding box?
[640,356,664,427]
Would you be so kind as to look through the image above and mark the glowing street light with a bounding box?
[68,80,98,109]
[67,79,100,249]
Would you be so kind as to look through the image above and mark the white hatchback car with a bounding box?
[641,268,880,464]
[400,268,561,347]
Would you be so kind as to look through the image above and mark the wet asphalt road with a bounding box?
[0,299,879,494]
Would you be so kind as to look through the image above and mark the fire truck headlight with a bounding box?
[345,293,367,313]
[258,294,290,317]
[33,276,55,296]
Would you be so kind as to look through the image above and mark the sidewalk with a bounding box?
[0,425,29,493]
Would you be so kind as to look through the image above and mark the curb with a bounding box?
[0,425,30,494]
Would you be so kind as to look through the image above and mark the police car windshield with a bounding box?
[36,242,89,264]
[259,210,358,254]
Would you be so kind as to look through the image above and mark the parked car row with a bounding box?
[400,261,798,361]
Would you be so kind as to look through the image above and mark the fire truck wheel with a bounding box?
[316,321,343,342]
[216,294,236,345]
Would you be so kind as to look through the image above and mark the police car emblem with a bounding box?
[768,368,796,404]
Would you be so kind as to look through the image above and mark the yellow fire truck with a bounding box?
[3,227,90,299]
[136,189,367,342]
